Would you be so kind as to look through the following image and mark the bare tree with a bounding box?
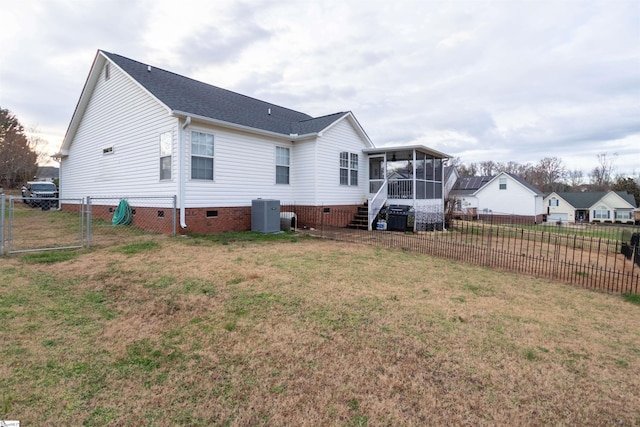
[496,161,519,175]
[456,162,478,177]
[589,152,616,190]
[478,160,497,176]
[533,157,567,193]
[568,169,584,189]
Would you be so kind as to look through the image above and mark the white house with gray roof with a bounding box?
[544,191,636,224]
[57,50,449,233]
[449,172,544,222]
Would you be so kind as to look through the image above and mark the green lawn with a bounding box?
[1,234,639,425]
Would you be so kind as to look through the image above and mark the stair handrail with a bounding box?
[367,181,388,231]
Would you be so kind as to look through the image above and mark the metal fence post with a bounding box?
[86,196,92,248]
[0,195,5,256]
[80,198,85,248]
[7,196,13,253]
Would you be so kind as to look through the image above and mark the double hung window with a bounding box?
[276,146,290,184]
[340,152,358,186]
[191,131,214,180]
[160,131,172,180]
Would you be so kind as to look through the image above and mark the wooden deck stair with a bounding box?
[347,204,370,230]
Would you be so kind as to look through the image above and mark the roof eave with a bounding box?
[363,144,451,159]
[172,110,318,141]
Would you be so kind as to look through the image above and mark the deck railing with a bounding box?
[368,181,388,230]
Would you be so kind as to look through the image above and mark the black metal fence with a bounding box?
[284,204,640,294]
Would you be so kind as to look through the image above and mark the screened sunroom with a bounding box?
[363,145,450,231]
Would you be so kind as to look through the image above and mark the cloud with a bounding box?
[0,0,638,174]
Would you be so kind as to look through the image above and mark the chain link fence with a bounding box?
[86,196,177,248]
[1,195,177,253]
[3,196,84,254]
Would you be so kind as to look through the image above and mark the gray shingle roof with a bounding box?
[552,191,637,208]
[507,173,543,195]
[102,50,347,136]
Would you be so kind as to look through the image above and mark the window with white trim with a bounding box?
[276,146,290,184]
[159,131,172,180]
[615,211,631,220]
[340,152,359,186]
[593,205,609,219]
[549,197,559,206]
[191,131,214,180]
[499,177,507,190]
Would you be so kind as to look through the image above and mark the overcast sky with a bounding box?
[1,0,638,176]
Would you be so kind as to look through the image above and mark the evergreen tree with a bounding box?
[0,107,38,188]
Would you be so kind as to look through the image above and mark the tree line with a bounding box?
[450,154,640,206]
[0,107,44,189]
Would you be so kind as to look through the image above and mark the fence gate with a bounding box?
[2,195,85,254]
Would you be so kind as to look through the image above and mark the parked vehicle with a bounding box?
[25,181,58,209]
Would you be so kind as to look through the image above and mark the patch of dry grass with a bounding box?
[1,236,639,426]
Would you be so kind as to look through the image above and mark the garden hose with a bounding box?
[112,199,132,226]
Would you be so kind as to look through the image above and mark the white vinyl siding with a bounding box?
[60,60,179,199]
[476,174,542,217]
[183,126,295,207]
[313,119,367,205]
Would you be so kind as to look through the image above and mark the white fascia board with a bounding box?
[171,110,317,141]
[363,144,452,159]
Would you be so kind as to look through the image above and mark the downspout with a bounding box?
[179,116,191,229]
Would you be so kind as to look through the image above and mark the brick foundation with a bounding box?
[60,202,363,235]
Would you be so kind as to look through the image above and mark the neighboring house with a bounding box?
[544,191,637,224]
[449,172,544,222]
[443,166,459,198]
[57,50,449,233]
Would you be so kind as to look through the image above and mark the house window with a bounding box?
[159,131,172,180]
[549,197,559,206]
[191,131,214,180]
[340,152,359,186]
[499,177,507,190]
[276,146,290,184]
[615,211,630,220]
[593,205,609,219]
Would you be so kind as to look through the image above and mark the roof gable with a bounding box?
[61,50,366,153]
[476,172,542,196]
